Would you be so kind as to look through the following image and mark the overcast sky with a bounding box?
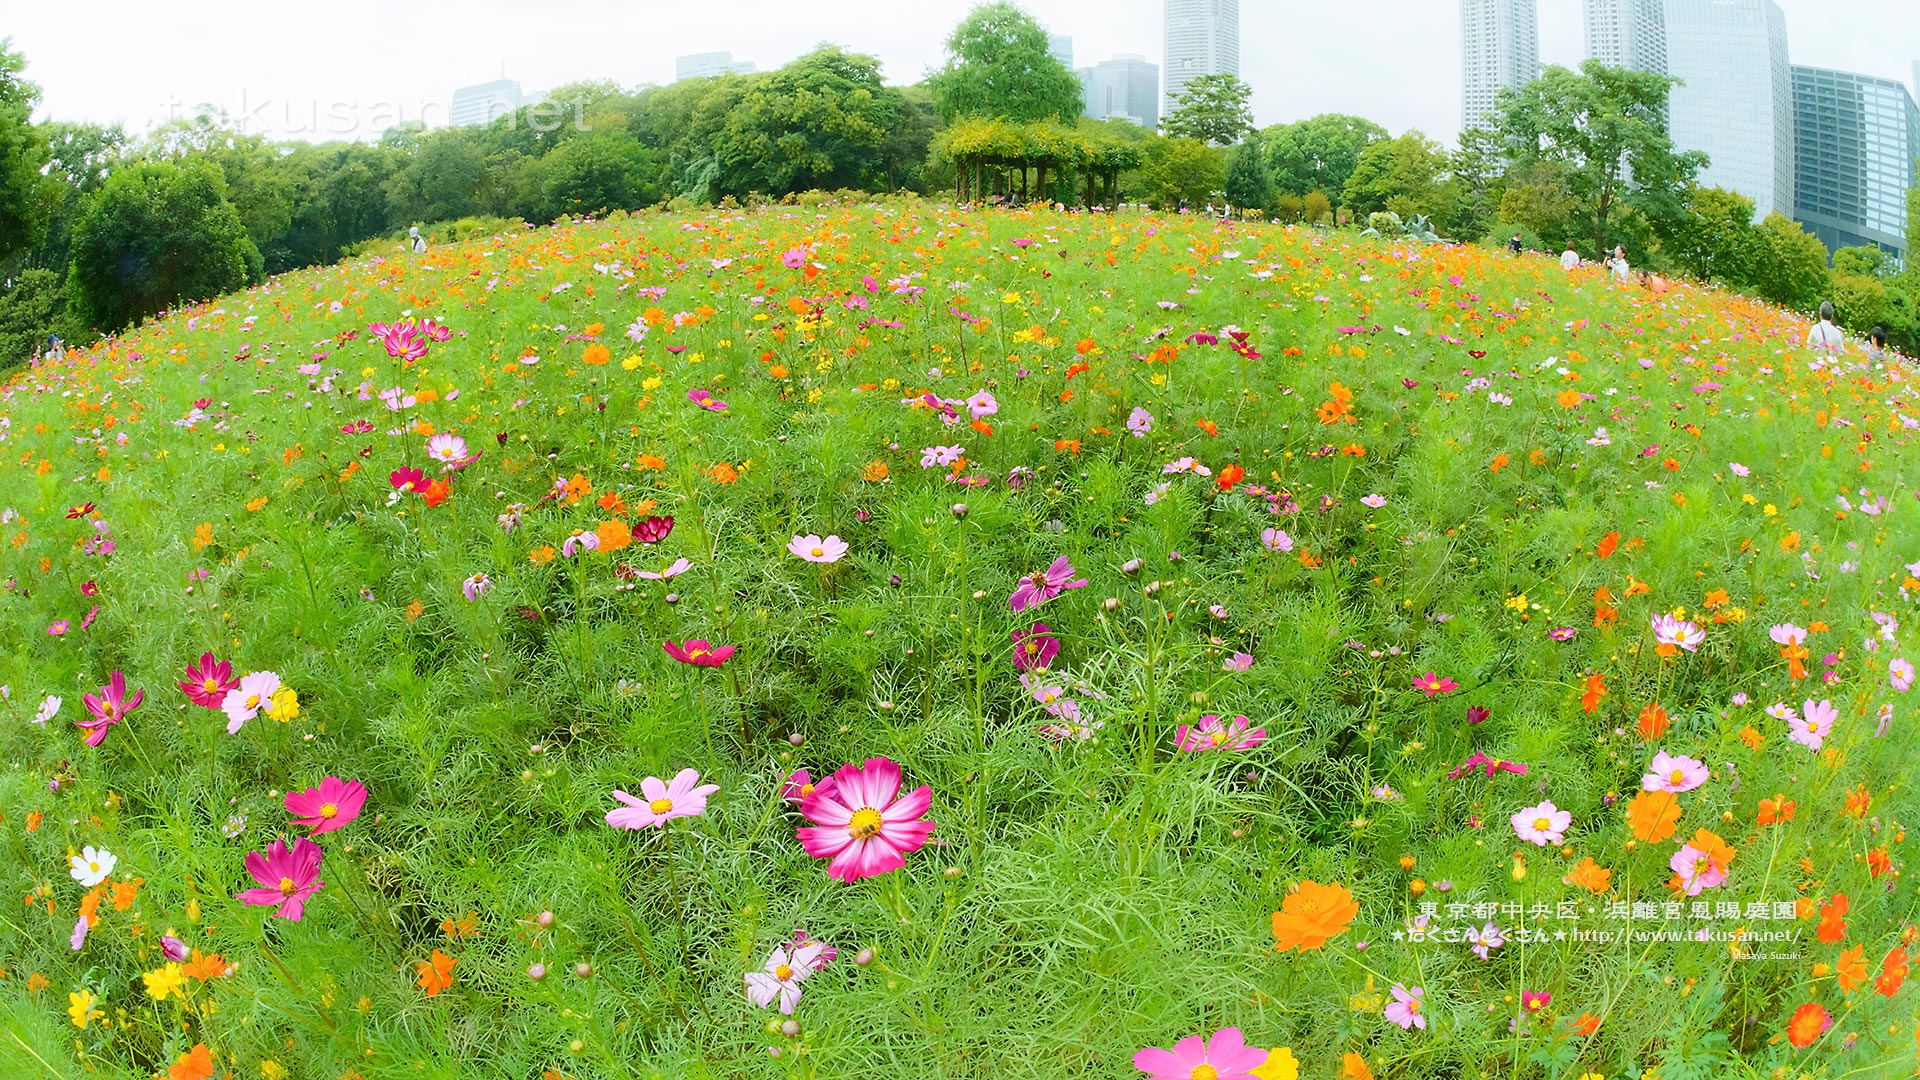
[7,0,1919,146]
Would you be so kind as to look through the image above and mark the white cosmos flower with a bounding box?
[69,845,116,887]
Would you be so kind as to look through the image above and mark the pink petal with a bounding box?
[883,783,931,823]
[796,824,855,859]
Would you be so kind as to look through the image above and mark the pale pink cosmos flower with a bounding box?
[1174,714,1265,751]
[788,534,848,563]
[1511,800,1570,846]
[1222,651,1253,672]
[1008,555,1088,612]
[637,557,692,580]
[1385,984,1428,1030]
[1642,751,1709,793]
[1260,528,1293,552]
[1650,613,1705,652]
[1468,921,1505,960]
[964,390,998,419]
[1670,842,1727,895]
[1890,657,1913,691]
[425,432,470,469]
[606,769,720,829]
[1132,1026,1268,1080]
[221,670,281,734]
[1790,698,1836,750]
[744,941,826,1014]
[1769,623,1807,646]
[796,757,934,882]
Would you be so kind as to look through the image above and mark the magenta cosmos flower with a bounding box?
[781,769,837,805]
[607,769,719,829]
[1385,983,1428,1030]
[284,777,368,835]
[788,534,848,563]
[1008,555,1088,613]
[634,515,674,544]
[1132,1026,1268,1080]
[687,388,728,412]
[1010,623,1059,671]
[796,757,934,882]
[178,652,239,709]
[1642,751,1709,793]
[1174,714,1266,751]
[663,639,735,667]
[235,837,326,921]
[76,670,143,747]
[1412,672,1458,696]
[390,466,426,493]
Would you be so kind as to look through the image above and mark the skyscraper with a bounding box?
[1792,66,1920,260]
[675,52,756,81]
[1079,54,1162,130]
[450,79,524,128]
[1163,0,1239,115]
[1665,0,1792,220]
[1461,0,1538,132]
[1583,0,1665,75]
[1049,34,1074,70]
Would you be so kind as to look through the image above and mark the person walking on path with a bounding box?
[1806,301,1845,352]
[1560,242,1579,271]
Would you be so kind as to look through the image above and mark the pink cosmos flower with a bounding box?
[1521,990,1551,1013]
[965,390,999,418]
[638,557,692,580]
[1008,556,1088,613]
[781,769,837,805]
[1174,714,1266,751]
[70,915,87,951]
[1890,657,1913,691]
[76,670,143,747]
[744,940,826,1014]
[663,639,735,667]
[634,515,674,544]
[462,572,492,601]
[1642,751,1709,793]
[1769,623,1807,646]
[1385,984,1428,1030]
[221,670,282,734]
[1511,800,1570,845]
[788,534,848,563]
[1412,672,1458,696]
[1132,1026,1268,1080]
[1260,528,1293,552]
[606,769,720,829]
[1011,623,1059,671]
[1222,651,1253,672]
[1468,921,1505,960]
[235,837,326,921]
[1446,751,1527,779]
[796,757,934,882]
[371,320,428,361]
[390,466,427,493]
[46,619,68,636]
[179,652,239,709]
[687,388,728,412]
[284,777,369,835]
[1650,613,1705,652]
[788,927,836,970]
[1790,698,1836,750]
[1670,842,1727,895]
[425,432,476,471]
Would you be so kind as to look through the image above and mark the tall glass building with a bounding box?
[1583,0,1665,75]
[1079,55,1163,130]
[1664,0,1792,220]
[1461,0,1538,131]
[1163,0,1239,116]
[1792,66,1920,260]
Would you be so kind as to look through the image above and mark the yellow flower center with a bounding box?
[810,547,824,558]
[279,877,296,896]
[87,861,100,873]
[848,807,884,839]
[319,803,338,819]
[1025,640,1041,655]
[774,964,793,981]
[1189,1066,1219,1080]
[202,677,220,693]
[687,648,708,660]
[650,799,674,814]
[1407,998,1422,1013]
[1028,571,1048,589]
[245,694,262,710]
[1669,769,1686,785]
[1533,817,1551,831]
[1210,731,1226,746]
[799,784,814,797]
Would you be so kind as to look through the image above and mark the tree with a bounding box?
[1261,114,1386,199]
[385,130,485,225]
[1223,140,1271,212]
[1495,160,1578,250]
[928,3,1083,125]
[538,133,658,218]
[1831,245,1890,278]
[0,267,66,367]
[1749,212,1831,312]
[1490,61,1702,259]
[1660,185,1761,287]
[65,158,259,333]
[1832,272,1887,331]
[1163,74,1254,146]
[0,40,49,266]
[1134,137,1225,210]
[712,47,901,198]
[1341,131,1457,231]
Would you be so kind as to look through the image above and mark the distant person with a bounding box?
[46,335,64,363]
[1608,245,1630,283]
[1806,302,1845,352]
[408,226,427,254]
[1868,324,1890,359]
[1507,234,1524,255]
[1560,242,1580,271]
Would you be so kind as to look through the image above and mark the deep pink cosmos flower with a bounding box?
[687,388,728,412]
[796,757,934,882]
[1132,1026,1268,1079]
[389,466,427,493]
[663,639,735,667]
[634,515,674,543]
[1008,556,1088,612]
[370,320,429,361]
[1466,705,1491,724]
[76,671,142,747]
[235,837,326,921]
[1445,751,1528,779]
[179,652,239,709]
[781,769,837,805]
[1174,714,1266,751]
[607,769,720,829]
[284,777,368,835]
[1412,672,1458,696]
[1010,623,1059,671]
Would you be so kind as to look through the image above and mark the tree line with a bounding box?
[0,6,1911,366]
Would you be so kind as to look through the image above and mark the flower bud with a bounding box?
[536,910,554,928]
[853,948,875,967]
[787,732,805,747]
[527,963,547,980]
[1121,558,1143,575]
[573,961,593,979]
[780,1019,801,1037]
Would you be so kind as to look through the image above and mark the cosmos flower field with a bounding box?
[1,199,1916,1079]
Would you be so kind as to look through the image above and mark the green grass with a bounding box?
[0,199,1916,1080]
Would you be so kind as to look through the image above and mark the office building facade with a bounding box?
[1664,0,1792,219]
[675,52,756,81]
[1461,0,1538,131]
[1079,55,1162,130]
[1049,34,1074,70]
[1792,65,1920,260]
[450,79,524,128]
[1164,0,1239,114]
[1583,0,1665,74]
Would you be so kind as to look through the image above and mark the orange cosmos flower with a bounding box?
[1626,790,1681,843]
[1580,672,1607,714]
[1270,880,1359,953]
[706,462,739,485]
[1564,856,1611,893]
[1844,785,1871,818]
[168,1043,215,1080]
[1340,1052,1374,1080]
[1196,417,1217,436]
[1217,464,1245,491]
[1756,795,1795,825]
[1786,1002,1827,1049]
[1739,725,1763,750]
[528,545,555,565]
[182,950,231,981]
[1817,894,1848,944]
[416,949,456,996]
[1867,847,1891,878]
[636,454,666,471]
[1555,387,1583,408]
[1836,945,1868,994]
[423,478,451,507]
[863,461,890,482]
[1489,453,1510,473]
[1596,531,1620,558]
[1636,703,1669,740]
[1877,947,1910,997]
[594,519,632,552]
[1702,588,1729,608]
[1054,439,1080,454]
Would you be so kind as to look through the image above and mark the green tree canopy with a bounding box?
[1135,137,1225,210]
[538,133,658,218]
[1260,114,1386,199]
[928,3,1083,125]
[1223,140,1271,212]
[1341,131,1457,231]
[0,39,50,265]
[1831,245,1890,278]
[1659,185,1761,287]
[1750,211,1832,312]
[1489,61,1702,258]
[711,47,901,198]
[65,158,259,333]
[1162,74,1255,147]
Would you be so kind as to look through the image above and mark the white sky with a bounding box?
[6,0,1919,147]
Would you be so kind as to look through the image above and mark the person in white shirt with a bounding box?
[408,226,427,254]
[1608,245,1629,283]
[1806,302,1845,352]
[1560,243,1580,271]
